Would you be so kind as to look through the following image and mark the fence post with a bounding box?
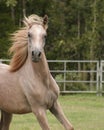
[96,61,100,96]
[99,60,103,96]
[63,61,66,92]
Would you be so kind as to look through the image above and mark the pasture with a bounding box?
[10,94,104,130]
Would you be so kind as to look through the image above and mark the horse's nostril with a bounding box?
[32,51,41,57]
[32,51,34,56]
[38,52,41,57]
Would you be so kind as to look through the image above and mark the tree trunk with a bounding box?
[90,0,97,90]
[77,10,80,39]
[11,6,15,25]
[22,0,26,16]
[77,11,83,82]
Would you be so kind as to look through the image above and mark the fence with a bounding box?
[0,59,104,96]
[48,60,102,96]
[100,60,104,96]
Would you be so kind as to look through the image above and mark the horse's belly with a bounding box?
[0,95,31,114]
[0,90,32,114]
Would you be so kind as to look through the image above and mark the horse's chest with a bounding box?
[44,89,58,109]
[36,79,59,108]
[30,86,58,109]
[21,77,59,109]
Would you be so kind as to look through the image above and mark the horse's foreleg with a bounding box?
[50,101,74,130]
[32,108,50,130]
[0,110,3,130]
[0,110,12,130]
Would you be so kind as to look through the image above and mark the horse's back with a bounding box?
[0,63,11,82]
[0,63,9,67]
[0,63,9,71]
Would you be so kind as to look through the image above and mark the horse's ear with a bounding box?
[23,15,30,27]
[43,15,48,29]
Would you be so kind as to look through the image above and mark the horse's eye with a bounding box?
[28,32,31,38]
[44,35,47,39]
[43,35,47,42]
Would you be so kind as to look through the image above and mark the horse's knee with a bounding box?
[70,126,74,130]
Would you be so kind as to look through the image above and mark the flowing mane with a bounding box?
[9,14,47,72]
[9,28,28,72]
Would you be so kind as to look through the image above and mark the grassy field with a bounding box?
[10,94,104,130]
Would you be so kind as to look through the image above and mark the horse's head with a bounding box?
[24,15,48,62]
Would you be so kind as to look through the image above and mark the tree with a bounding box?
[0,0,104,61]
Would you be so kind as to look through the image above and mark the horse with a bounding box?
[0,14,74,130]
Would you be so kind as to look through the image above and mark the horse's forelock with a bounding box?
[24,14,48,29]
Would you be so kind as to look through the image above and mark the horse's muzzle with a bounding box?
[32,50,41,62]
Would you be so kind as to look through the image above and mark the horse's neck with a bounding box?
[25,52,50,79]
[33,52,49,76]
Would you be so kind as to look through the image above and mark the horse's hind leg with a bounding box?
[0,110,4,130]
[0,110,12,130]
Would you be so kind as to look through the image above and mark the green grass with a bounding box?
[10,94,104,130]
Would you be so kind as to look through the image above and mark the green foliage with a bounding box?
[0,0,104,60]
[6,0,17,6]
[55,73,87,91]
[0,0,17,6]
[0,8,16,58]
